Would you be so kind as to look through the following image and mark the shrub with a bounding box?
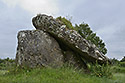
[120,62,125,67]
[0,58,15,70]
[112,66,125,73]
[111,58,120,66]
[56,16,74,30]
[88,61,113,78]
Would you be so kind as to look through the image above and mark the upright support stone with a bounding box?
[16,30,64,68]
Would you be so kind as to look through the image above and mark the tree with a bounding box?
[111,58,120,65]
[121,56,125,62]
[56,17,107,55]
[75,23,107,55]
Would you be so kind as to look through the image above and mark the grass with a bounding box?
[111,66,125,73]
[0,59,125,83]
[112,73,125,83]
[0,66,125,83]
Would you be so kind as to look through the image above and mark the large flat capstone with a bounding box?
[32,14,110,64]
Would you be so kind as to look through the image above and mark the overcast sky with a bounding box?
[0,0,125,60]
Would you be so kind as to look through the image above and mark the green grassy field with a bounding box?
[0,67,125,83]
[0,58,125,83]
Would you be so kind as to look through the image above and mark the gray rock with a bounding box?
[16,30,64,68]
[63,51,88,69]
[32,14,110,64]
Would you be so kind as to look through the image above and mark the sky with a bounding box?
[0,0,125,60]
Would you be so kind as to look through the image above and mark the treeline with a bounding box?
[111,56,125,67]
[0,57,15,70]
[0,57,15,63]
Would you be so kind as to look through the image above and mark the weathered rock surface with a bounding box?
[16,30,64,68]
[63,51,88,69]
[32,14,110,64]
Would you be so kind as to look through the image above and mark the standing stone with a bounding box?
[16,30,64,68]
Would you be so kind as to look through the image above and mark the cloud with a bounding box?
[0,0,34,59]
[2,0,59,15]
[1,0,18,7]
[1,0,125,60]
